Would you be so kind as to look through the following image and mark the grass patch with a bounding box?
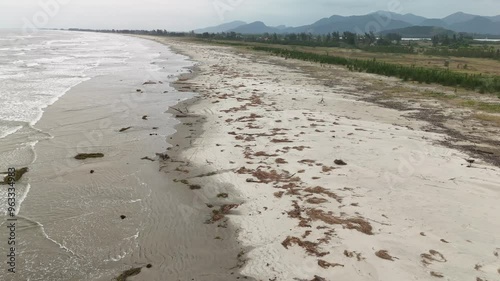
[460,100,500,113]
[252,46,500,94]
[74,153,104,160]
[473,113,500,125]
[421,91,457,100]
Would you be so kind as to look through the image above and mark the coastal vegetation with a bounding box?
[252,46,500,93]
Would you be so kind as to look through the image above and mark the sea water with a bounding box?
[0,30,195,280]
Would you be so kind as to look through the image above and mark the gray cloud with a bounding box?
[0,0,498,31]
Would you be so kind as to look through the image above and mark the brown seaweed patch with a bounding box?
[141,156,155,162]
[306,197,329,204]
[1,167,29,185]
[251,169,300,183]
[306,208,373,235]
[430,272,444,278]
[302,230,312,239]
[236,167,252,174]
[236,113,263,122]
[115,267,141,281]
[74,153,104,160]
[220,104,248,113]
[274,191,285,198]
[334,159,347,165]
[271,138,293,143]
[344,250,364,261]
[375,250,395,261]
[318,260,344,269]
[421,250,447,265]
[304,186,342,203]
[281,236,329,257]
[254,151,279,157]
[217,193,229,198]
[246,124,261,129]
[275,158,288,164]
[208,204,239,223]
[287,200,312,228]
[293,146,310,151]
[321,166,336,173]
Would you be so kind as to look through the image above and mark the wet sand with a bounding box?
[141,35,500,281]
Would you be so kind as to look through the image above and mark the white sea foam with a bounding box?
[15,183,31,216]
[36,220,78,256]
[0,31,135,131]
[0,125,23,139]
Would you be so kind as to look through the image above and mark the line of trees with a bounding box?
[359,45,415,54]
[252,46,500,94]
[431,33,472,47]
[68,28,188,37]
[196,31,404,49]
[424,46,500,60]
[199,31,500,60]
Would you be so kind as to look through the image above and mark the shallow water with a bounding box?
[0,30,198,280]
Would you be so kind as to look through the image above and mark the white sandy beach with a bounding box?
[149,36,500,281]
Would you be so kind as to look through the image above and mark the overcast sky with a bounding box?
[0,0,498,31]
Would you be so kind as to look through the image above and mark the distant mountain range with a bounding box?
[194,11,500,36]
[194,21,247,33]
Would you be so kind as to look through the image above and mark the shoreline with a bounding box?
[161,48,256,281]
[140,35,500,281]
[1,33,251,281]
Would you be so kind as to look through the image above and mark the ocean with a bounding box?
[0,30,197,280]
